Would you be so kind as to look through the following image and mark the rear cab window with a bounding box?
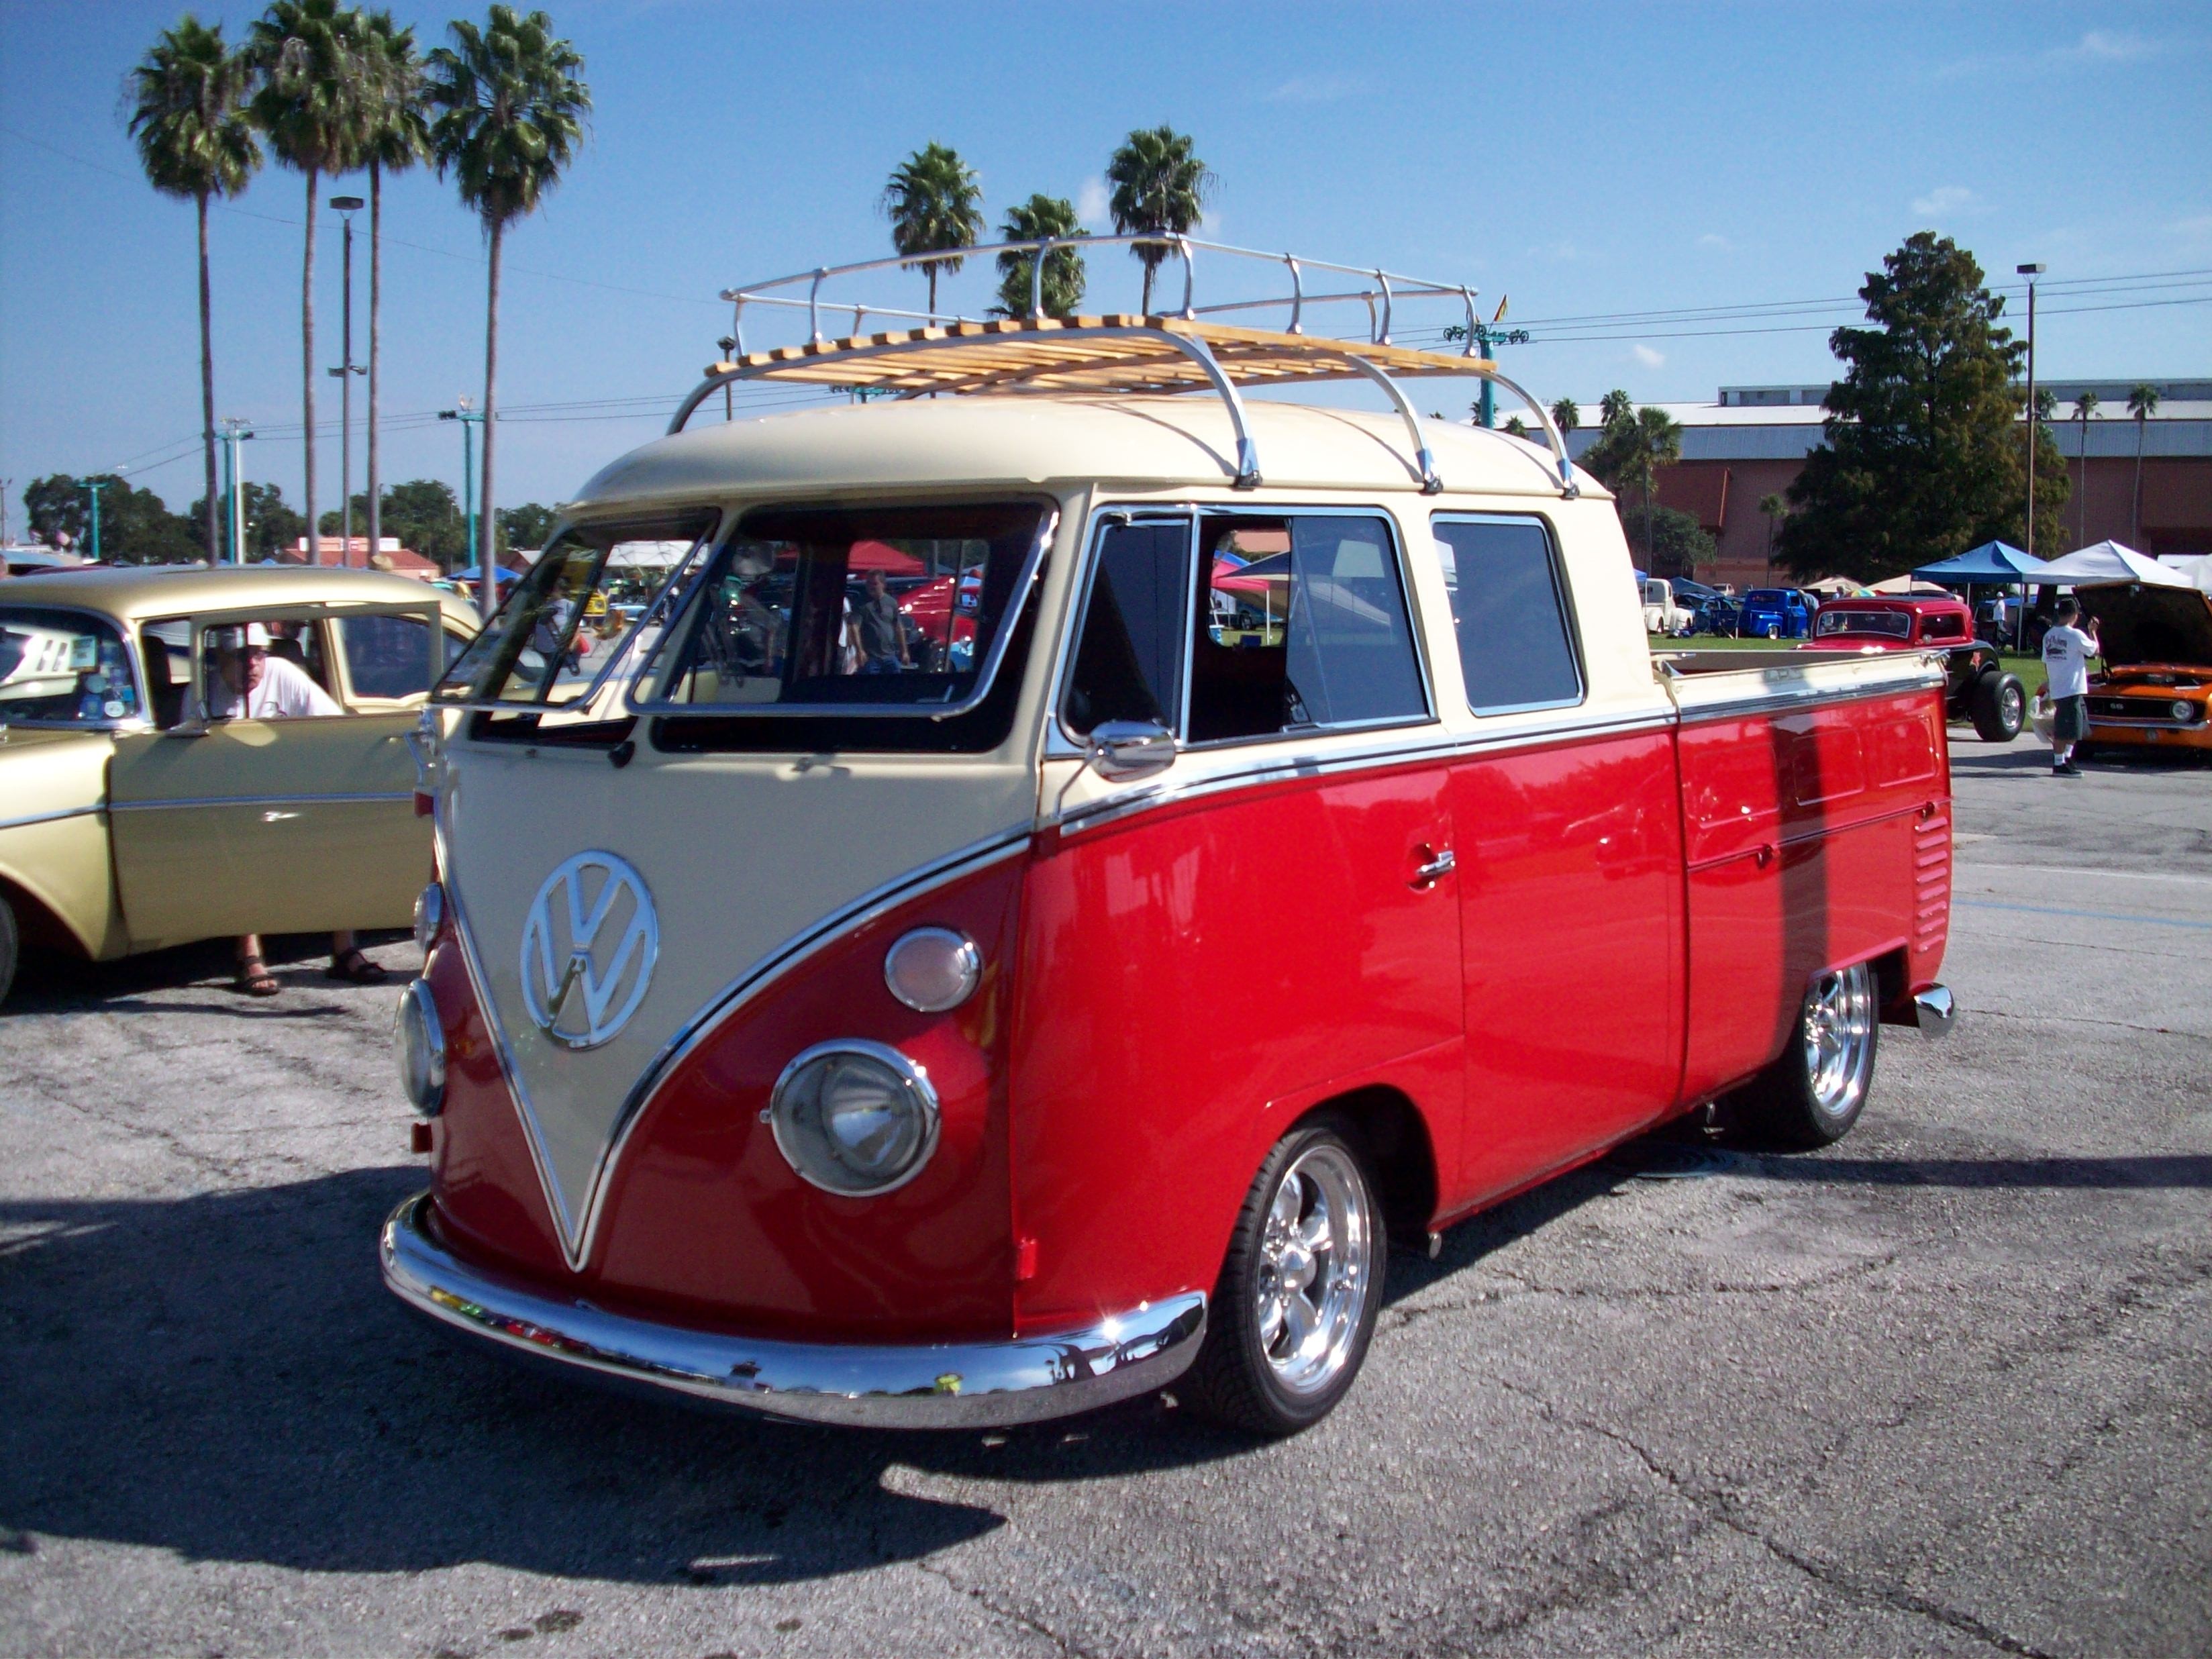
[1432,515,1584,714]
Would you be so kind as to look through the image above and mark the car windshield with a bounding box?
[644,501,1048,713]
[0,607,141,726]
[1745,590,1789,605]
[1817,610,1911,638]
[437,510,718,705]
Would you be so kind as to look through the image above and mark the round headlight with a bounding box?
[395,976,446,1117]
[413,882,445,953]
[883,926,982,1013]
[2173,700,2194,722]
[768,1041,940,1197]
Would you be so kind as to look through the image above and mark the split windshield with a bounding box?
[643,501,1047,712]
[436,509,719,706]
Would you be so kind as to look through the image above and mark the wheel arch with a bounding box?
[1287,1083,1440,1250]
[0,866,97,960]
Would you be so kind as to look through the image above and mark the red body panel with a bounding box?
[1676,688,1949,1102]
[1007,755,1462,1335]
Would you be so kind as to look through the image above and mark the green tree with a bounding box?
[881,142,983,321]
[358,9,429,569]
[1758,491,1789,582]
[1599,388,1633,428]
[1779,233,2067,582]
[1548,397,1579,435]
[128,15,260,565]
[248,0,375,565]
[1503,415,1529,438]
[497,499,558,552]
[190,479,305,560]
[2070,390,2100,548]
[1620,503,1715,581]
[991,193,1086,319]
[28,475,199,564]
[1106,125,1212,314]
[2127,381,2159,546]
[427,5,590,617]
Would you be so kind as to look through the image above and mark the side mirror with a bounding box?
[1087,719,1177,783]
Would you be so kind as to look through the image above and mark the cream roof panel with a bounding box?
[568,396,1609,511]
[1,564,479,627]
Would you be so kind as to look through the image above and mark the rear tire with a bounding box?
[1726,962,1879,1149]
[0,890,17,1007]
[1183,1118,1384,1436]
[1970,670,2026,742]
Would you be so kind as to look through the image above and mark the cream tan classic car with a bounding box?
[0,566,478,1002]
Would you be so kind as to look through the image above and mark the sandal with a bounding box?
[236,954,281,997]
[328,948,388,985]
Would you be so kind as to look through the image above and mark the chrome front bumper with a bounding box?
[380,1193,1207,1428]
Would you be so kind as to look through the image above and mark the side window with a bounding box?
[1434,516,1583,713]
[338,612,447,699]
[1189,513,1427,744]
[1062,517,1191,736]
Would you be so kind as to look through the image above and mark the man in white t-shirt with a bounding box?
[202,623,387,995]
[2040,596,2100,777]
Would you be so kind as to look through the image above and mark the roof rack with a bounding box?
[668,238,1577,497]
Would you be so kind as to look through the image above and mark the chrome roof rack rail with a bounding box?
[676,240,1576,497]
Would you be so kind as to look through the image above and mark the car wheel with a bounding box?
[0,889,17,1007]
[1969,670,2026,741]
[1183,1117,1384,1436]
[1727,963,1879,1148]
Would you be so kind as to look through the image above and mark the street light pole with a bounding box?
[717,336,737,421]
[330,196,366,566]
[74,478,108,562]
[2016,262,2045,653]
[439,401,487,611]
[222,420,254,564]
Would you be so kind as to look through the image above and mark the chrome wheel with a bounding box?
[1803,963,1875,1121]
[1253,1143,1374,1398]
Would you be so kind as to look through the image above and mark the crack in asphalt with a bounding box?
[910,1555,1099,1658]
[1962,1005,2209,1040]
[1489,1378,2066,1659]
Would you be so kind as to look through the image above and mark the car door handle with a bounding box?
[1411,846,1456,889]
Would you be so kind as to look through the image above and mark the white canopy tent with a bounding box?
[2158,554,2212,595]
[2036,540,2192,587]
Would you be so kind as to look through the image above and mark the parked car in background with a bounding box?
[1804,595,2025,741]
[1640,575,1694,636]
[383,269,1956,1439]
[1740,587,1813,639]
[2056,581,2212,761]
[1687,593,1742,636]
[0,566,479,1003]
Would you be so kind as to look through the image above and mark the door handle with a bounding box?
[1411,846,1456,889]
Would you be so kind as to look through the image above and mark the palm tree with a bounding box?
[1599,388,1633,429]
[1629,405,1683,566]
[358,10,428,568]
[991,194,1085,319]
[248,0,373,566]
[426,6,589,619]
[2072,390,2099,547]
[881,143,983,321]
[128,17,260,563]
[1548,397,1579,435]
[2126,382,2158,547]
[1758,492,1789,585]
[1106,125,1212,315]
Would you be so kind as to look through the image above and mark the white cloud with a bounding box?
[1076,177,1109,231]
[1632,344,1665,369]
[2168,212,2212,242]
[1525,240,1580,262]
[2056,30,2151,62]
[1697,233,1733,252]
[1911,185,1981,217]
[1263,73,1368,103]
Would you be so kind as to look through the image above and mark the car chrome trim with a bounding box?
[768,1038,943,1197]
[106,790,415,811]
[381,1191,1206,1427]
[397,977,448,1116]
[1913,983,1955,1037]
[0,804,105,833]
[1665,659,1946,723]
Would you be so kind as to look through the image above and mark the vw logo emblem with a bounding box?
[519,851,660,1050]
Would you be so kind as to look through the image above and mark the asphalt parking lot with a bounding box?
[2,735,2206,1659]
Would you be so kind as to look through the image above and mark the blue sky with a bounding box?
[1,0,2206,525]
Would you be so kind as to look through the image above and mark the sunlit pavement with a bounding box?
[1,736,2205,1658]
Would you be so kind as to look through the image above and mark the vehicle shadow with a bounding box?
[5,929,413,1017]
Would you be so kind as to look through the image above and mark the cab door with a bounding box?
[106,603,437,949]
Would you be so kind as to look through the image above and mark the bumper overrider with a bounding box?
[380,1193,1207,1428]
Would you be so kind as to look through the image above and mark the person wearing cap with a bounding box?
[203,623,386,994]
[2040,596,2100,778]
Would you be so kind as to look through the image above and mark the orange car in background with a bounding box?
[2070,581,2212,760]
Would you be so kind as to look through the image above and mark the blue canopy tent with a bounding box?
[448,564,524,586]
[1912,542,2060,648]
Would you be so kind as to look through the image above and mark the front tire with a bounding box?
[1970,670,2026,741]
[0,889,15,1006]
[1184,1119,1383,1436]
[1728,962,1879,1149]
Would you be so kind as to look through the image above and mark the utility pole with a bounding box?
[717,336,737,421]
[2016,262,2045,653]
[439,400,487,611]
[330,196,366,566]
[74,477,109,562]
[1,477,12,546]
[1459,299,1529,429]
[221,420,254,564]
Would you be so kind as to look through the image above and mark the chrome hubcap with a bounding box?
[1254,1144,1372,1397]
[1803,964,1874,1119]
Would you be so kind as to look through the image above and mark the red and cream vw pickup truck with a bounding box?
[384,242,1954,1435]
